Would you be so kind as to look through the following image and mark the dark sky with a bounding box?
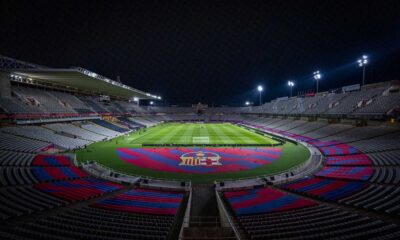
[1,0,400,106]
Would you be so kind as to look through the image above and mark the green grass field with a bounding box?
[76,123,310,183]
[121,123,278,145]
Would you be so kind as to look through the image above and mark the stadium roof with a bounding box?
[2,67,158,100]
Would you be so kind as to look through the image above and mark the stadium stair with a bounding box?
[181,184,238,240]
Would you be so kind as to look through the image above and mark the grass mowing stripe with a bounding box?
[208,124,225,143]
[238,126,268,144]
[158,124,185,143]
[133,125,170,143]
[179,124,195,143]
[212,124,235,144]
[202,124,210,137]
[232,124,272,144]
[128,126,162,144]
[220,124,254,143]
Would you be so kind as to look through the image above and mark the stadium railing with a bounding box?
[215,188,242,240]
[82,160,192,191]
[178,186,193,240]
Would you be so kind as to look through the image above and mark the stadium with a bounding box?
[0,1,400,240]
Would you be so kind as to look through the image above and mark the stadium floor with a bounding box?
[126,123,278,145]
[76,123,310,183]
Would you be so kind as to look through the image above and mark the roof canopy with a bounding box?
[3,67,158,100]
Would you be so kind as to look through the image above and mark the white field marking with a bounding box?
[192,136,210,144]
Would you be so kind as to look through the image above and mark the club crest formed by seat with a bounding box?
[179,151,222,166]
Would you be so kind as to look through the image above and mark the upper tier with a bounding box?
[0,81,399,119]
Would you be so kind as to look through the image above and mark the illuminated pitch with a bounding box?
[77,123,310,183]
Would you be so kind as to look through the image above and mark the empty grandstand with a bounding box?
[6,0,400,233]
[0,53,399,240]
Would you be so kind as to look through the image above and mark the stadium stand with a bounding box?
[32,166,87,181]
[238,116,400,221]
[348,131,400,153]
[0,150,36,166]
[1,126,91,150]
[118,117,143,129]
[367,150,400,166]
[223,187,317,216]
[325,154,373,166]
[31,154,72,166]
[49,91,95,114]
[325,85,388,115]
[236,204,400,240]
[0,56,399,239]
[304,123,354,139]
[34,178,123,202]
[369,167,400,185]
[283,177,368,201]
[353,88,400,115]
[79,96,110,114]
[91,188,185,215]
[91,119,129,133]
[130,116,160,127]
[13,86,75,114]
[319,124,398,143]
[44,123,106,142]
[339,185,400,215]
[0,185,67,220]
[0,132,51,153]
[316,143,361,155]
[0,97,42,114]
[0,205,180,240]
[0,166,38,186]
[287,121,328,135]
[314,166,374,181]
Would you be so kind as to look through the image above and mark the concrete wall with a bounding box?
[0,72,11,98]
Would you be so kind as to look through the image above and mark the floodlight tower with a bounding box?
[245,101,250,106]
[357,55,368,86]
[257,85,263,105]
[133,97,139,106]
[288,81,295,97]
[313,70,322,93]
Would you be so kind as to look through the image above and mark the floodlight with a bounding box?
[358,55,369,85]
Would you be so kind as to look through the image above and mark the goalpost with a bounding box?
[192,136,210,144]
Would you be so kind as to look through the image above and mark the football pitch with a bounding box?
[123,123,278,145]
[76,123,310,183]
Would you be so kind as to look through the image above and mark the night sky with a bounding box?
[1,0,400,106]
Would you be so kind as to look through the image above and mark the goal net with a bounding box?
[192,136,210,144]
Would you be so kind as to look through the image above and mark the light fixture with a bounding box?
[313,70,322,93]
[288,81,295,97]
[357,55,369,85]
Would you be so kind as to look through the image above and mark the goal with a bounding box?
[192,136,210,144]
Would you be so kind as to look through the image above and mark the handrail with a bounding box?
[178,186,193,240]
[215,189,241,240]
[85,161,192,182]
